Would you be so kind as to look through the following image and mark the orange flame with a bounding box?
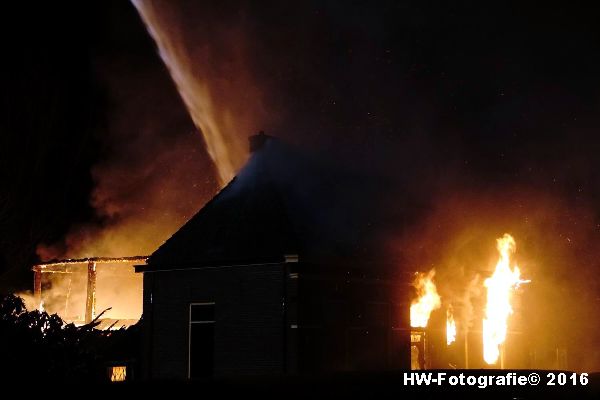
[446,305,456,346]
[410,269,441,328]
[483,233,529,365]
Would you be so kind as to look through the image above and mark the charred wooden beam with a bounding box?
[34,255,148,270]
[33,269,42,305]
[85,261,97,324]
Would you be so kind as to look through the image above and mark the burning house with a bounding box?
[134,133,551,380]
[22,133,571,380]
[135,133,417,379]
[19,132,589,380]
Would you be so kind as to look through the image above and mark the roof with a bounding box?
[142,136,399,273]
[144,138,299,270]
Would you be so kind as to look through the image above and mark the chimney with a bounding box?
[249,131,270,153]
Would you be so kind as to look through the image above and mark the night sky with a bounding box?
[1,1,600,293]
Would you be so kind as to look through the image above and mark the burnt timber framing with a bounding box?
[32,256,148,322]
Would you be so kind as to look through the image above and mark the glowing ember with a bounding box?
[110,366,127,382]
[410,269,441,328]
[483,234,530,365]
[446,305,456,346]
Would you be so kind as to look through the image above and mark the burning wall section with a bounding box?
[20,256,147,329]
[409,234,533,370]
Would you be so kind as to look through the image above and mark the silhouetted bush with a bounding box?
[0,294,140,383]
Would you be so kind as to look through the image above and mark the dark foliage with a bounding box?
[0,294,140,383]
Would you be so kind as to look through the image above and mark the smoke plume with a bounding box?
[131,0,273,185]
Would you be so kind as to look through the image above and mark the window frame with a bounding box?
[188,302,216,379]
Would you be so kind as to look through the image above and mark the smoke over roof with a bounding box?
[147,135,402,271]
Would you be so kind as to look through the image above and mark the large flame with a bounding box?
[482,233,529,365]
[410,270,442,328]
[446,305,456,346]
